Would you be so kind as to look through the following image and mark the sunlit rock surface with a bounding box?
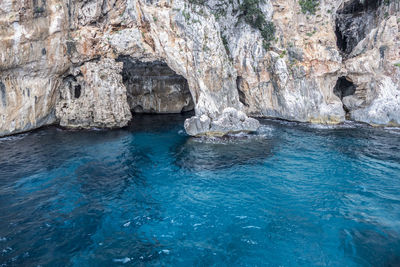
[56,58,132,128]
[0,0,399,136]
[184,108,260,136]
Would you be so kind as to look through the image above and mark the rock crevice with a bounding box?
[335,0,382,55]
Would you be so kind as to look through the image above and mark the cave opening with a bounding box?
[334,76,356,100]
[333,76,357,118]
[335,0,382,55]
[236,76,248,107]
[74,85,81,99]
[117,56,194,114]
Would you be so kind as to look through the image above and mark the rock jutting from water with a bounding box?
[0,0,399,137]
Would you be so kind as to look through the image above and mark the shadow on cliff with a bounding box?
[335,0,382,55]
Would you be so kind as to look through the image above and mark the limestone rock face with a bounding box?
[350,77,400,126]
[335,0,380,55]
[56,58,132,128]
[0,0,69,136]
[344,14,400,126]
[64,0,259,136]
[0,0,400,137]
[0,77,59,136]
[203,0,347,125]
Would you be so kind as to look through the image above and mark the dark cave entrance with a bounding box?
[74,85,81,99]
[334,76,356,100]
[236,76,248,107]
[334,76,356,115]
[62,75,82,99]
[0,81,6,107]
[117,56,194,114]
[335,0,382,55]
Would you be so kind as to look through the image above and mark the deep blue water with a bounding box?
[1,114,400,266]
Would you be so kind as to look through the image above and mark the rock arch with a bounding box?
[120,1,260,136]
[117,56,194,114]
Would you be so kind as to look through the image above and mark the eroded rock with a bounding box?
[0,0,399,137]
[185,108,260,136]
[335,0,381,55]
[118,57,194,114]
[56,58,132,129]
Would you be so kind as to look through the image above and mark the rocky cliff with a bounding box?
[0,0,399,137]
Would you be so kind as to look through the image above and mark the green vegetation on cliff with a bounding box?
[238,0,276,50]
[186,0,276,51]
[299,0,319,15]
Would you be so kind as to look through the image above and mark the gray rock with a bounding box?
[118,57,194,113]
[350,77,400,126]
[56,58,132,129]
[342,95,364,111]
[185,108,260,136]
[1,0,399,137]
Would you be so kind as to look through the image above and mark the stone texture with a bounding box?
[185,108,260,136]
[118,57,194,113]
[0,0,69,136]
[350,77,400,126]
[344,13,400,126]
[56,58,132,128]
[215,0,346,124]
[0,77,58,136]
[69,0,259,136]
[335,0,380,55]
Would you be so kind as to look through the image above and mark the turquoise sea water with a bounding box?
[0,114,400,266]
